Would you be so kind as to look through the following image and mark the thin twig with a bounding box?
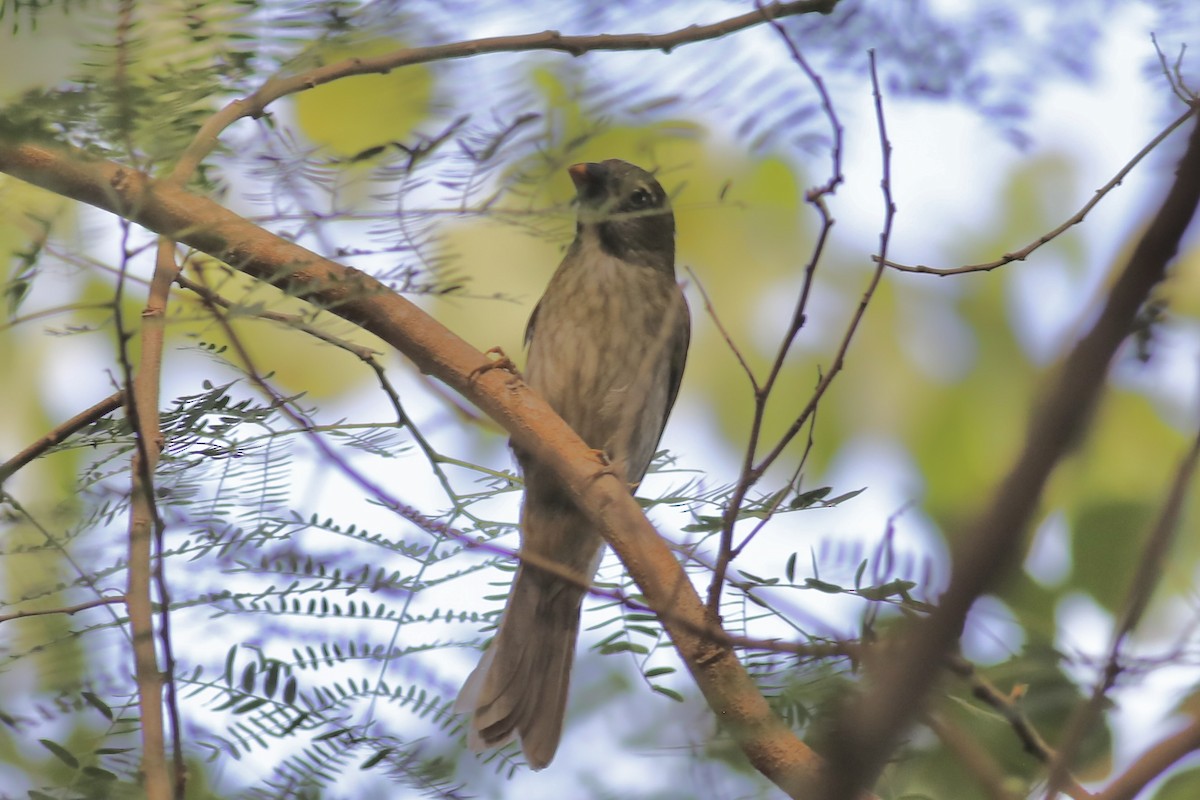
[706,12,847,613]
[109,2,173,793]
[0,390,124,485]
[686,266,758,391]
[150,241,186,800]
[722,46,893,559]
[0,595,127,624]
[116,232,175,800]
[169,0,837,183]
[946,655,1093,799]
[881,107,1196,275]
[731,418,815,558]
[1152,34,1194,106]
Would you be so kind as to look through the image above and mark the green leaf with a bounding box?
[264,661,280,698]
[360,748,394,770]
[315,727,352,742]
[854,559,868,589]
[651,685,684,703]
[233,698,268,714]
[858,580,916,601]
[81,691,113,720]
[240,662,257,693]
[224,646,238,686]
[39,738,79,768]
[599,641,649,655]
[737,569,777,585]
[681,515,724,533]
[825,487,867,506]
[81,765,118,782]
[791,486,831,509]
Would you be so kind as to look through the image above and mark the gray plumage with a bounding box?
[455,159,690,770]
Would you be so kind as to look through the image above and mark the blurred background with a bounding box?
[3,1,1200,797]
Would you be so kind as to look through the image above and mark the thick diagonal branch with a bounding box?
[0,141,851,799]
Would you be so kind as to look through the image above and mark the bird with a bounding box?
[455,159,691,770]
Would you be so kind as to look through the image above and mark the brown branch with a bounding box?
[0,595,127,624]
[119,233,177,800]
[820,115,1200,799]
[0,141,856,798]
[0,390,124,485]
[946,655,1093,799]
[109,1,174,793]
[1095,717,1200,800]
[171,0,838,181]
[881,107,1196,275]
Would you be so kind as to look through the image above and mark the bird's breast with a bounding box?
[524,241,681,473]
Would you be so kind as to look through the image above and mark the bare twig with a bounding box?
[170,0,837,183]
[109,3,174,793]
[946,655,1093,799]
[706,13,848,613]
[0,595,127,624]
[881,107,1196,275]
[0,390,124,485]
[687,266,758,390]
[117,234,178,800]
[150,241,186,800]
[109,16,176,796]
[820,110,1200,800]
[1152,34,1195,106]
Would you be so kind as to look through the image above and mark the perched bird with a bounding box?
[455,159,691,769]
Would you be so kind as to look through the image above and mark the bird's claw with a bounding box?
[469,346,519,383]
[589,449,629,486]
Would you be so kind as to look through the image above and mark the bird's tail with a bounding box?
[455,485,599,770]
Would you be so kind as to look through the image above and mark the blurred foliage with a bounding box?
[293,37,435,157]
[2,1,1200,799]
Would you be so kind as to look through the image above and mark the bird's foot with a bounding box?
[589,449,629,485]
[469,347,519,383]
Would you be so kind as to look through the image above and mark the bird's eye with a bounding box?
[629,187,654,208]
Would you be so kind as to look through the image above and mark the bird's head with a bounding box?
[569,159,674,270]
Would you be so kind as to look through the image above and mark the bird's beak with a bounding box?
[568,162,607,205]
